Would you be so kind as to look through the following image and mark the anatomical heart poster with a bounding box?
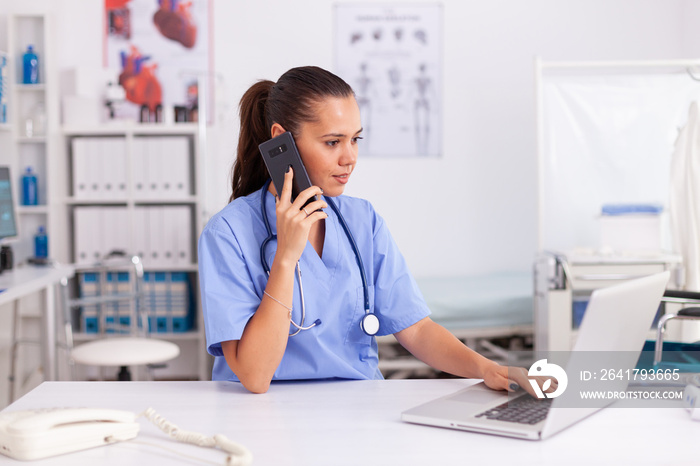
[104,0,211,123]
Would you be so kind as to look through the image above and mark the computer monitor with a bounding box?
[0,167,18,241]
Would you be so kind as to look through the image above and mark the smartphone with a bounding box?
[258,131,317,205]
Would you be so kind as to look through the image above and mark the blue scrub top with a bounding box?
[198,186,431,382]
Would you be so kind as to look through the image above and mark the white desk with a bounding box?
[2,379,697,465]
[0,265,74,381]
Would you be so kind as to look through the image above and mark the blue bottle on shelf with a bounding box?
[22,167,38,206]
[0,55,6,123]
[22,45,39,84]
[34,226,48,259]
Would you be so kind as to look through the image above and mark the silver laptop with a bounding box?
[402,271,670,440]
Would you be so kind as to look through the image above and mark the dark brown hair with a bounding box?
[229,66,354,201]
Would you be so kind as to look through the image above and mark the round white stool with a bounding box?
[71,337,180,380]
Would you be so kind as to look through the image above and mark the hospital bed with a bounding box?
[377,271,534,378]
[534,251,685,353]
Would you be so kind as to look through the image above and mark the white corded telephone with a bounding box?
[0,407,253,465]
[0,408,138,461]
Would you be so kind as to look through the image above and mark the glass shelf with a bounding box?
[15,83,46,92]
[17,136,46,143]
[17,205,49,215]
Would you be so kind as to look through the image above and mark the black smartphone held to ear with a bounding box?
[258,131,317,206]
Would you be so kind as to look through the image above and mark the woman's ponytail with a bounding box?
[230,80,274,201]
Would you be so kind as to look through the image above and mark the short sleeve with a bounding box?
[198,219,261,357]
[370,214,431,335]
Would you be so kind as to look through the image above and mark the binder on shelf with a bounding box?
[160,139,173,198]
[78,271,135,333]
[73,207,101,263]
[112,271,132,332]
[103,137,127,200]
[163,136,191,199]
[130,136,192,200]
[146,136,163,200]
[151,271,169,330]
[100,206,129,257]
[71,138,89,199]
[132,137,149,199]
[169,272,194,332]
[133,206,150,265]
[74,206,130,263]
[87,138,101,200]
[79,272,98,333]
[116,137,128,198]
[147,205,165,267]
[133,136,192,200]
[92,139,107,201]
[131,206,192,268]
[143,271,194,333]
[165,205,192,267]
[161,207,176,268]
[161,206,173,267]
[146,137,160,199]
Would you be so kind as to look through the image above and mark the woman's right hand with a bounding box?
[274,167,327,267]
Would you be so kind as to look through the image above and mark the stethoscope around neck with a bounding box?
[260,178,379,337]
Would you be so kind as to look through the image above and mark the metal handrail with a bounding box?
[60,252,148,341]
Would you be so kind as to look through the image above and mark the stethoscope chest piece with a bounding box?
[360,313,380,336]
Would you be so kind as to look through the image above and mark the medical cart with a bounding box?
[534,251,685,353]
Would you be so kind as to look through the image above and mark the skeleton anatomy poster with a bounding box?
[335,4,442,158]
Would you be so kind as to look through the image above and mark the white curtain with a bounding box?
[541,73,700,253]
[669,102,700,291]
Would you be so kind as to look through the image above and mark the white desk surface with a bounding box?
[0,264,74,383]
[0,265,72,306]
[2,379,697,465]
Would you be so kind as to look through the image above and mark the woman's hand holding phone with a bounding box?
[274,167,327,267]
[222,167,327,393]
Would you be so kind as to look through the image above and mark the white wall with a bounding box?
[211,0,688,277]
[681,0,700,57]
[0,0,692,279]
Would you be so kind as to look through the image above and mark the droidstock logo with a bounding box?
[528,359,568,399]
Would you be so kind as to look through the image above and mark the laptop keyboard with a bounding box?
[475,395,553,425]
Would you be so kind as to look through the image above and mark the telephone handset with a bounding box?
[0,407,139,461]
[0,407,253,464]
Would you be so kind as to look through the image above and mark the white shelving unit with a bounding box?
[1,12,210,386]
[0,14,62,265]
[62,123,209,381]
[0,12,69,403]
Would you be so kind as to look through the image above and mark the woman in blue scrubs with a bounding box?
[199,66,534,394]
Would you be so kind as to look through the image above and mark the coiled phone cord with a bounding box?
[140,407,253,466]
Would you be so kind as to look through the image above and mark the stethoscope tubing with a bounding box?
[259,179,374,335]
[324,196,371,313]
